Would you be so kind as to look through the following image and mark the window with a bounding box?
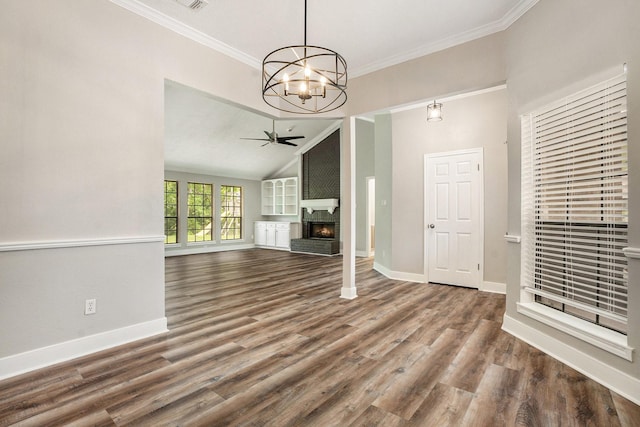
[187,182,213,242]
[521,73,628,336]
[220,185,242,240]
[164,180,178,244]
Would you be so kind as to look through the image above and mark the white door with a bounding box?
[425,149,483,288]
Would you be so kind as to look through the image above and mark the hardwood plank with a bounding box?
[440,318,504,393]
[406,382,475,426]
[460,363,524,426]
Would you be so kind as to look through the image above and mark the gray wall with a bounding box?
[0,0,269,362]
[505,0,640,377]
[374,115,394,268]
[390,89,508,283]
[355,119,375,255]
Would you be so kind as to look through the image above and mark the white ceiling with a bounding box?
[120,0,538,180]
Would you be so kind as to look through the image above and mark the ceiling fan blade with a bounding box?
[278,136,305,141]
[278,140,298,147]
[240,137,271,141]
[264,130,275,140]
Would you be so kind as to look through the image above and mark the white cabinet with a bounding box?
[254,221,300,250]
[262,177,298,215]
[275,223,291,248]
[254,222,267,246]
[266,223,276,246]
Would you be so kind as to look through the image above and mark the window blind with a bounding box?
[521,73,628,331]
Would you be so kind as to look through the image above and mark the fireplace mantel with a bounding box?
[300,198,339,214]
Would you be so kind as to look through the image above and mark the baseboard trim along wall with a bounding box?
[502,314,640,406]
[480,281,507,294]
[374,263,507,295]
[373,262,425,283]
[0,317,168,381]
[165,243,256,257]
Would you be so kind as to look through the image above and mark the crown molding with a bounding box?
[109,0,261,69]
[111,0,538,79]
[350,0,539,78]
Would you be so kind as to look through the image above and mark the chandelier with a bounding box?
[262,0,347,114]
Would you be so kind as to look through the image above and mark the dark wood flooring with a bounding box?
[1,249,639,426]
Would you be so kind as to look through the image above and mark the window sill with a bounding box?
[186,241,216,246]
[516,302,633,361]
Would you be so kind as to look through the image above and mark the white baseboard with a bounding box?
[481,280,506,294]
[340,287,358,300]
[373,262,425,283]
[502,314,640,406]
[0,317,168,381]
[355,250,370,258]
[165,243,255,257]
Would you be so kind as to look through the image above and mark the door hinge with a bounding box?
[478,264,480,270]
[477,164,480,171]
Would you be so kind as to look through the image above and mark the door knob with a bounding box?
[428,224,435,229]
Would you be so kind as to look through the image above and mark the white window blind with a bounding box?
[521,73,628,333]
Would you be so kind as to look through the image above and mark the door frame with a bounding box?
[365,176,375,258]
[423,148,484,287]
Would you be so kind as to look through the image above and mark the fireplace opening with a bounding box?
[308,222,336,239]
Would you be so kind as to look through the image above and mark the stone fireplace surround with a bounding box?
[290,129,341,256]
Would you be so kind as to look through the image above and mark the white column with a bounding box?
[341,116,357,299]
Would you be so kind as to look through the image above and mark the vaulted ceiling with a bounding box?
[115,0,538,179]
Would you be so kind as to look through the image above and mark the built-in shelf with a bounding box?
[262,177,298,215]
[300,198,339,214]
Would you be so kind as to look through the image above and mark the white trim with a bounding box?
[351,1,538,78]
[481,281,506,294]
[623,247,640,259]
[165,243,255,257]
[0,318,168,381]
[109,0,260,69]
[389,85,507,115]
[504,234,521,244]
[502,314,640,406]
[110,0,538,79]
[340,286,358,300]
[0,236,165,252]
[355,250,371,258]
[516,302,633,361]
[374,262,425,283]
[294,121,343,156]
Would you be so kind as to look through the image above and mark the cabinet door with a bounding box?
[283,178,298,215]
[275,223,290,248]
[254,222,267,246]
[266,223,276,246]
[274,180,285,215]
[262,181,274,215]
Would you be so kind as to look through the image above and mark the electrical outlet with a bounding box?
[85,298,97,315]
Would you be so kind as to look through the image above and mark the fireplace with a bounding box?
[308,222,336,240]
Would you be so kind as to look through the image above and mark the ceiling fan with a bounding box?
[241,120,305,147]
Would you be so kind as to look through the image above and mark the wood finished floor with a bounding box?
[1,249,639,426]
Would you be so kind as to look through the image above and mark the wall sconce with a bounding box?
[427,101,443,121]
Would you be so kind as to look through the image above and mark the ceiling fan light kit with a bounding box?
[262,0,347,114]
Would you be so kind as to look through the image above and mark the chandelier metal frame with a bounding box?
[261,0,347,114]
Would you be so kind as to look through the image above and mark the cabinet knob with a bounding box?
[428,224,435,229]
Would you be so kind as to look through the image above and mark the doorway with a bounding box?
[424,148,483,288]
